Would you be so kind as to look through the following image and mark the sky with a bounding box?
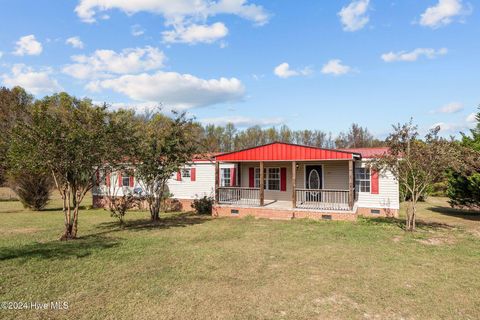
[0,0,479,138]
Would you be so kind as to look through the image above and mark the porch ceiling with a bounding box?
[215,142,361,162]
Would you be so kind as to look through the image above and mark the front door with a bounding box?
[305,165,322,201]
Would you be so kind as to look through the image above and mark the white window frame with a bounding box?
[221,168,231,187]
[254,167,281,191]
[355,167,371,193]
[181,168,191,178]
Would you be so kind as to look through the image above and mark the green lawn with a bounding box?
[0,195,479,319]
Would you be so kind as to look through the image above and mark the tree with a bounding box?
[9,172,52,211]
[447,106,480,209]
[373,120,465,231]
[335,123,384,148]
[8,93,125,239]
[0,87,33,185]
[135,112,200,221]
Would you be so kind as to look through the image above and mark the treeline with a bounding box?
[199,123,385,153]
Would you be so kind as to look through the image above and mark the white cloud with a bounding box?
[321,59,352,76]
[466,112,477,123]
[66,36,84,49]
[273,62,312,79]
[75,0,269,25]
[2,64,62,95]
[13,35,43,56]
[199,115,283,127]
[62,46,165,79]
[87,71,245,110]
[162,22,228,44]
[419,0,472,28]
[435,102,464,113]
[381,48,448,62]
[338,0,370,31]
[131,24,145,36]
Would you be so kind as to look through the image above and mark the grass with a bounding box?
[0,194,479,319]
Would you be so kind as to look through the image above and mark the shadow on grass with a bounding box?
[0,234,120,261]
[359,216,455,231]
[428,206,480,222]
[95,212,211,234]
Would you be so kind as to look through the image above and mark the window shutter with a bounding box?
[95,171,100,186]
[129,176,134,187]
[118,173,122,187]
[249,168,254,188]
[280,167,287,191]
[230,168,236,187]
[191,168,196,181]
[371,169,379,194]
[106,173,111,187]
[177,171,182,181]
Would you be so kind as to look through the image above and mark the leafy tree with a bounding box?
[8,93,126,239]
[0,87,33,185]
[373,120,466,231]
[447,106,480,209]
[135,112,200,221]
[9,172,52,211]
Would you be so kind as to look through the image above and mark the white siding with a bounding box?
[355,160,400,210]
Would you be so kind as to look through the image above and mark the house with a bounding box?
[92,142,399,220]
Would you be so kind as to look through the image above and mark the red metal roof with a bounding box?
[339,147,389,158]
[215,142,360,162]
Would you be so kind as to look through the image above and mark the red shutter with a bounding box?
[129,176,134,187]
[280,167,287,191]
[106,173,111,187]
[371,169,379,194]
[118,173,122,187]
[177,171,182,181]
[230,168,236,187]
[95,171,100,186]
[191,168,196,181]
[249,168,254,188]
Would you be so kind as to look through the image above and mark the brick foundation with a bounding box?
[356,207,399,218]
[212,205,357,221]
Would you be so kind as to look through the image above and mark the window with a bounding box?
[122,176,130,187]
[255,167,280,191]
[182,168,191,178]
[221,168,231,187]
[355,168,370,193]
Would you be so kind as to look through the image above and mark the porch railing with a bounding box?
[295,188,350,211]
[218,187,260,206]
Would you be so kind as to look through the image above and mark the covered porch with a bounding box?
[214,143,361,213]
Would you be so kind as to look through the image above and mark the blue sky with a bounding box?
[0,0,478,137]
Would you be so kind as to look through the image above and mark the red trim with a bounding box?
[177,171,182,181]
[249,168,254,188]
[371,170,379,194]
[118,173,122,187]
[106,173,111,187]
[231,168,236,187]
[215,142,359,162]
[280,167,287,191]
[129,176,134,187]
[190,168,196,181]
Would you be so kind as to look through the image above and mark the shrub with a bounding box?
[10,173,52,210]
[191,196,213,215]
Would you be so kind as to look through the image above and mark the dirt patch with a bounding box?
[417,237,456,246]
[392,235,403,243]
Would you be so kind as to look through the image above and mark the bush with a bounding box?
[447,171,480,209]
[191,196,213,215]
[10,173,52,210]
